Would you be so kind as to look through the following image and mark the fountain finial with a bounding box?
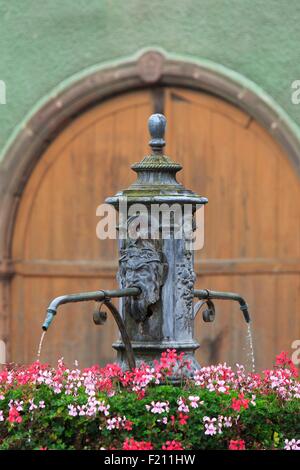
[148,113,166,154]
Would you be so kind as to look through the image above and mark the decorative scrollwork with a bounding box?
[175,252,196,332]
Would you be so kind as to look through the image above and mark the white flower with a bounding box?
[29,399,37,412]
[146,401,169,414]
[177,397,189,413]
[223,416,232,428]
[68,404,78,417]
[204,423,217,436]
[203,416,218,436]
[188,396,203,408]
[284,439,300,450]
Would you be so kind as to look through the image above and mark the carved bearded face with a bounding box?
[119,244,166,322]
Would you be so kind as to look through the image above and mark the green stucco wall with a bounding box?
[0,0,300,159]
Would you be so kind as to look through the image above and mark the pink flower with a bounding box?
[157,416,168,425]
[0,410,4,421]
[188,395,202,408]
[203,417,217,436]
[229,439,246,450]
[223,416,232,428]
[217,380,227,393]
[29,399,37,411]
[284,439,300,450]
[106,415,131,431]
[146,401,169,414]
[98,401,110,416]
[106,417,117,430]
[67,404,78,417]
[177,397,189,413]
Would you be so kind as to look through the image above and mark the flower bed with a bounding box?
[0,350,299,450]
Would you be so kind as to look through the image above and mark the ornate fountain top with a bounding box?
[148,113,166,153]
[131,113,182,173]
[107,113,208,207]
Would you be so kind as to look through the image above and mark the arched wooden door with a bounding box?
[10,88,300,370]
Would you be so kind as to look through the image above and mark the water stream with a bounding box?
[246,323,256,373]
[35,321,256,371]
[37,331,46,361]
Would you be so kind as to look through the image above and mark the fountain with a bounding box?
[41,113,251,374]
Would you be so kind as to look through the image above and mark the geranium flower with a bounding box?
[146,401,169,414]
[223,416,233,428]
[178,412,189,425]
[106,415,131,431]
[8,407,22,424]
[67,404,78,417]
[123,420,133,431]
[275,352,298,378]
[98,401,110,416]
[284,439,300,450]
[106,417,120,430]
[231,393,250,412]
[188,395,203,408]
[0,351,299,450]
[177,397,189,413]
[203,417,217,436]
[29,399,38,411]
[123,438,153,450]
[229,439,246,450]
[162,440,183,450]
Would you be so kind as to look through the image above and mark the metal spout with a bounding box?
[41,287,140,370]
[42,287,140,331]
[193,289,251,323]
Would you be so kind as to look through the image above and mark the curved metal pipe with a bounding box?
[103,300,136,370]
[42,287,140,331]
[193,289,251,323]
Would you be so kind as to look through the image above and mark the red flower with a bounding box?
[123,420,133,431]
[178,412,189,425]
[137,390,145,400]
[276,351,298,377]
[123,438,153,450]
[231,393,250,412]
[8,407,22,424]
[229,439,246,450]
[162,440,184,450]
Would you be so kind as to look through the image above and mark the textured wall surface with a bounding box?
[0,0,300,158]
